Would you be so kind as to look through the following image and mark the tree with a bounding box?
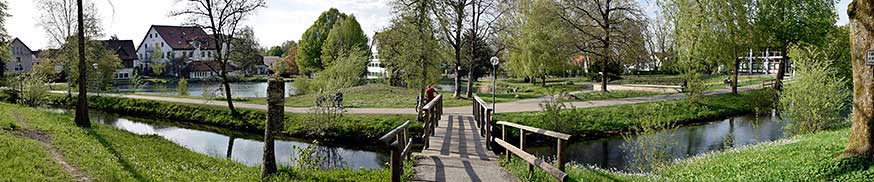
[75,0,90,127]
[661,0,709,102]
[296,8,347,76]
[504,0,572,86]
[281,41,299,76]
[780,45,849,135]
[312,50,368,91]
[710,0,754,95]
[229,26,262,76]
[755,0,836,91]
[464,0,501,98]
[383,0,443,116]
[321,16,369,68]
[266,46,284,57]
[842,0,874,160]
[435,0,469,98]
[37,0,101,47]
[61,37,121,92]
[0,0,10,76]
[150,43,165,76]
[172,0,267,115]
[558,0,644,92]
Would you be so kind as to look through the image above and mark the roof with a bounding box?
[11,38,34,54]
[100,39,138,61]
[187,61,238,72]
[141,25,216,50]
[263,56,281,66]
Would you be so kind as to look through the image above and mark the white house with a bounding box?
[366,35,385,79]
[136,25,219,76]
[6,38,37,74]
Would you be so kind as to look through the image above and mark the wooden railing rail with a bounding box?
[472,95,494,150]
[421,94,443,149]
[496,121,572,182]
[379,120,414,182]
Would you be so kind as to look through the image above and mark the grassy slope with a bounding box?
[495,89,775,138]
[567,90,662,102]
[503,128,874,181]
[0,103,408,181]
[612,74,774,90]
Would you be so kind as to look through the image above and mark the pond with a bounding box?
[119,81,299,98]
[47,109,389,170]
[527,112,785,172]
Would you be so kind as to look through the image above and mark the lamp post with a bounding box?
[17,63,23,103]
[490,57,500,111]
[92,63,98,96]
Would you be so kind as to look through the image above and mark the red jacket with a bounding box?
[426,87,437,101]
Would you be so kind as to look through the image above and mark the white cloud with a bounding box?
[7,0,393,50]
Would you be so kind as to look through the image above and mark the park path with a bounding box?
[411,114,516,182]
[49,83,768,115]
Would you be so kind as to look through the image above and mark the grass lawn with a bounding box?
[564,90,663,102]
[0,102,411,181]
[495,89,776,138]
[502,127,874,181]
[612,74,775,90]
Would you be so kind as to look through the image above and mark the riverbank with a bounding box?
[503,127,872,181]
[494,89,776,139]
[41,94,420,144]
[0,102,412,181]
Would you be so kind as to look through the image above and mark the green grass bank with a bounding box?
[0,102,411,181]
[502,127,874,181]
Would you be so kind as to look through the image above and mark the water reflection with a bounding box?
[119,81,298,98]
[51,109,388,169]
[528,112,784,172]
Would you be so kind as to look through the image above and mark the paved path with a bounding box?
[412,114,516,182]
[51,83,767,115]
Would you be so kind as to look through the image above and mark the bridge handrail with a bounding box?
[421,94,443,149]
[379,120,414,182]
[495,121,572,181]
[472,95,494,150]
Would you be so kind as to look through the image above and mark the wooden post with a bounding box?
[261,79,284,178]
[557,139,565,171]
[486,109,492,150]
[424,111,431,149]
[391,144,402,182]
[503,124,509,162]
[521,129,533,178]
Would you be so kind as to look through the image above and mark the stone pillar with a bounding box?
[262,79,285,177]
[842,0,874,160]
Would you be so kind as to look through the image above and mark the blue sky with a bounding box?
[7,0,852,50]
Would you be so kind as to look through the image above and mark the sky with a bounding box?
[6,0,853,51]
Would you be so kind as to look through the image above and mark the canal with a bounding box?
[528,112,785,172]
[47,108,389,170]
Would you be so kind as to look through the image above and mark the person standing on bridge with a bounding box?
[426,85,437,103]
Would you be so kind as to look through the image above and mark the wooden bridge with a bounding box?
[379,95,572,182]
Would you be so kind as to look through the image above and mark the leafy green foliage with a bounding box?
[296,8,348,75]
[321,15,369,68]
[229,26,263,76]
[505,0,572,82]
[780,46,850,135]
[177,78,189,96]
[60,37,122,90]
[377,3,443,90]
[310,50,368,92]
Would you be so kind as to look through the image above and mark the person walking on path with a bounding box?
[426,85,437,103]
[334,90,344,108]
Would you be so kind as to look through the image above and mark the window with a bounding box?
[161,42,164,47]
[201,51,205,57]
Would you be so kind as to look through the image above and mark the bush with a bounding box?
[781,46,850,135]
[311,49,368,92]
[177,78,189,96]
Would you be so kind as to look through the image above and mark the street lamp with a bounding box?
[17,63,23,103]
[92,63,99,96]
[490,57,500,111]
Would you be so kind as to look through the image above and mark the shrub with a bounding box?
[177,78,189,96]
[780,46,850,135]
[311,49,368,92]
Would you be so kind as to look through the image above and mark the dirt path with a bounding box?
[12,110,91,182]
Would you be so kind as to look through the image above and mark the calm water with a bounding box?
[527,112,784,172]
[48,109,389,169]
[121,82,299,98]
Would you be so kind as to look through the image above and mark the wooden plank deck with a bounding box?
[412,114,516,182]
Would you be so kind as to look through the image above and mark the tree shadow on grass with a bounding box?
[812,156,874,180]
[87,129,150,181]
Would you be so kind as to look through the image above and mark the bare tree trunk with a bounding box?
[221,72,238,115]
[732,58,739,95]
[262,79,284,177]
[466,68,474,98]
[775,45,788,91]
[842,0,874,160]
[74,0,90,128]
[600,59,608,92]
